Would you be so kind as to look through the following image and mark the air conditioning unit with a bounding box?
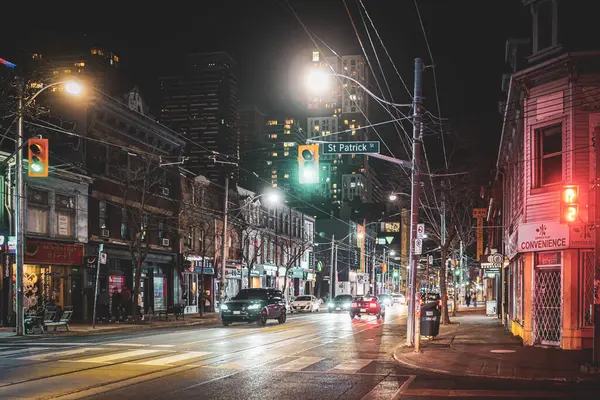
[161,187,170,196]
[161,238,170,247]
[101,229,110,238]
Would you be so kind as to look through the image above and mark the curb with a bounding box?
[0,318,221,342]
[392,348,596,383]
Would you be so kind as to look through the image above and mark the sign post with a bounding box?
[92,243,104,329]
[322,141,380,155]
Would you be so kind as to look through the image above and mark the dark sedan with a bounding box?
[220,288,287,326]
[350,296,385,319]
[327,294,354,313]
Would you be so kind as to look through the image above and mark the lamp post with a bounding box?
[13,79,83,335]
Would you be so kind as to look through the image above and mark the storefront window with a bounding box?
[154,276,166,310]
[27,188,49,234]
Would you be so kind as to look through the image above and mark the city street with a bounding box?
[0,306,598,399]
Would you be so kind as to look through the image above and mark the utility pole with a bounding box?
[407,57,423,347]
[372,252,376,296]
[92,243,104,329]
[334,243,338,295]
[330,234,335,300]
[15,79,25,336]
[219,177,229,305]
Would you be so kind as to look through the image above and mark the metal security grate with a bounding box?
[534,268,561,346]
[583,251,594,327]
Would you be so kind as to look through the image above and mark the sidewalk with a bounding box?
[0,312,220,342]
[394,308,596,382]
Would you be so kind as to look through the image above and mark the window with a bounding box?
[267,120,278,126]
[27,188,49,234]
[120,208,128,239]
[272,152,278,157]
[55,194,75,237]
[312,51,319,62]
[99,201,108,229]
[536,124,562,186]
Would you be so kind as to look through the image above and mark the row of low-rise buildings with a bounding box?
[0,49,316,325]
[483,0,599,350]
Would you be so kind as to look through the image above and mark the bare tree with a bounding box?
[180,177,220,316]
[279,211,313,298]
[117,151,164,322]
[235,199,266,289]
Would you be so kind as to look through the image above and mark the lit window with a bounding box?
[272,174,278,179]
[285,119,294,124]
[63,69,72,74]
[284,130,290,134]
[272,152,278,157]
[270,134,278,139]
[344,120,348,125]
[113,55,119,62]
[284,174,289,179]
[91,48,97,55]
[272,183,278,188]
[98,49,104,56]
[352,130,356,135]
[314,126,320,132]
[267,120,278,125]
[284,124,291,129]
[29,82,43,89]
[536,124,563,186]
[272,170,277,174]
[349,94,357,101]
[52,70,59,75]
[32,53,42,60]
[74,62,85,67]
[312,51,320,62]
[333,183,337,188]
[283,151,289,156]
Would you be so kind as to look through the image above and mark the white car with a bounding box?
[392,294,407,305]
[290,295,320,313]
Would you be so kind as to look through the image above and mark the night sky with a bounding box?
[1,0,530,180]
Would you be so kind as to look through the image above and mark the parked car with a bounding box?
[350,295,385,319]
[327,294,354,313]
[290,295,320,313]
[377,294,393,307]
[220,288,286,326]
[392,294,407,305]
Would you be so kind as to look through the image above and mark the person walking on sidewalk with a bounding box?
[111,288,121,322]
[121,286,132,321]
[473,295,477,307]
[465,293,471,308]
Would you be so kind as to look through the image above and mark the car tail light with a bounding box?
[369,302,377,308]
[351,302,357,307]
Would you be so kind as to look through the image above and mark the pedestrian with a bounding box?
[473,295,477,308]
[121,286,132,321]
[465,293,471,307]
[111,288,121,322]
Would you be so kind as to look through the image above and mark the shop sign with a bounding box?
[24,240,84,265]
[569,224,594,248]
[517,222,568,253]
[506,230,518,260]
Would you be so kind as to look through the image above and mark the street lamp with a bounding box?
[389,192,410,201]
[14,79,84,335]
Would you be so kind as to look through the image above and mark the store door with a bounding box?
[534,267,561,346]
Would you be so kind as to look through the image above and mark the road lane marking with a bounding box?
[181,321,313,346]
[0,348,52,357]
[273,356,324,371]
[152,344,176,348]
[213,353,283,369]
[105,343,147,347]
[18,347,109,361]
[72,349,161,363]
[136,351,212,366]
[327,359,373,373]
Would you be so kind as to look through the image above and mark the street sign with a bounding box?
[323,141,380,154]
[428,255,433,264]
[414,238,423,255]
[472,208,487,218]
[100,252,107,265]
[417,223,425,239]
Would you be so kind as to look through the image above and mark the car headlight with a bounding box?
[220,304,228,310]
[328,303,334,307]
[248,304,261,310]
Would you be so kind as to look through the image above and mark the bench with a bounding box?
[45,307,73,332]
[156,304,185,321]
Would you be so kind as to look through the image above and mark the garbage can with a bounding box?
[420,301,441,337]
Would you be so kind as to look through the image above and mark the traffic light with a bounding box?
[382,263,387,273]
[561,185,579,223]
[393,269,399,278]
[298,144,319,184]
[28,138,49,177]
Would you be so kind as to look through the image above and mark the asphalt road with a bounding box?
[0,305,598,399]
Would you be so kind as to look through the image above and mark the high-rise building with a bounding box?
[160,52,238,184]
[238,105,265,191]
[305,50,381,217]
[262,118,306,195]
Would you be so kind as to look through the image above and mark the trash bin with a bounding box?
[420,301,441,337]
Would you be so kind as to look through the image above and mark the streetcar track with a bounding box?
[1,312,406,399]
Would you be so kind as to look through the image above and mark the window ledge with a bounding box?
[530,185,561,196]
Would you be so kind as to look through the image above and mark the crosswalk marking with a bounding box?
[18,347,108,361]
[137,351,211,366]
[327,359,373,373]
[0,348,52,357]
[217,353,282,369]
[73,349,161,363]
[105,343,147,347]
[274,357,324,371]
[152,344,176,348]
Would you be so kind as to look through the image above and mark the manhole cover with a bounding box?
[490,350,516,353]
